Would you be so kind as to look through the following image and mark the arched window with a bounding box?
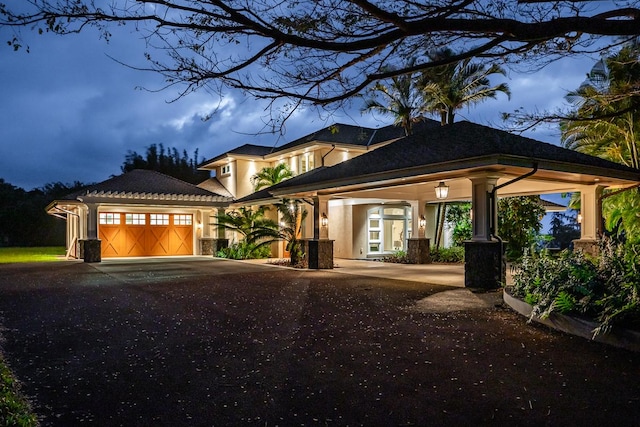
[367,206,412,255]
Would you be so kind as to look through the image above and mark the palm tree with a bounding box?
[361,60,425,135]
[563,48,640,170]
[275,199,308,266]
[212,206,280,258]
[418,49,511,247]
[251,163,294,191]
[419,48,511,125]
[561,44,640,242]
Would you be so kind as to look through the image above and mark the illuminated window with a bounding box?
[221,164,231,175]
[174,214,192,225]
[299,152,314,173]
[150,214,169,225]
[367,206,412,255]
[99,213,120,225]
[125,213,146,225]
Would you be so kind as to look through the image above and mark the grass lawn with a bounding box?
[0,353,39,427]
[0,247,66,264]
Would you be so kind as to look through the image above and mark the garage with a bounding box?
[99,213,194,257]
[46,169,234,261]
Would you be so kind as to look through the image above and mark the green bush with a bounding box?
[216,241,271,260]
[0,353,38,427]
[430,246,464,263]
[383,250,408,263]
[510,238,640,336]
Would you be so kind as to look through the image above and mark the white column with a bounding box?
[410,199,427,238]
[86,203,98,239]
[580,185,605,240]
[469,176,499,241]
[423,204,436,242]
[313,196,330,239]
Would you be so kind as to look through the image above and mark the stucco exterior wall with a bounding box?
[352,204,370,259]
[216,161,236,198]
[329,204,354,258]
[234,160,271,199]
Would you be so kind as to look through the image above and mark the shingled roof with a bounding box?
[198,143,274,167]
[199,120,442,170]
[238,121,640,201]
[60,169,232,203]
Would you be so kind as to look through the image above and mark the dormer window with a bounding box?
[221,164,231,175]
[299,152,314,173]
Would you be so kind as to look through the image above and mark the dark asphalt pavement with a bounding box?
[0,258,638,426]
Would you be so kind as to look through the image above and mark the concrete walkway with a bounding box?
[244,258,514,287]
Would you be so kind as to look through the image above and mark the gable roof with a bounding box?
[199,120,442,169]
[236,121,640,202]
[198,143,274,167]
[197,177,234,198]
[58,169,232,203]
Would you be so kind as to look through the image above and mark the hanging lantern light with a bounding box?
[435,181,449,200]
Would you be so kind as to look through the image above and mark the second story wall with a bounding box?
[234,159,271,199]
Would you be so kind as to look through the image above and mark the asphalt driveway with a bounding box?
[0,258,638,426]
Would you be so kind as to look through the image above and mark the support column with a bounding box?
[408,200,431,263]
[465,176,504,289]
[205,207,229,257]
[81,203,101,263]
[469,176,499,241]
[306,196,333,269]
[573,185,605,256]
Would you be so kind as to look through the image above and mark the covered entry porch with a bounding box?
[237,122,640,289]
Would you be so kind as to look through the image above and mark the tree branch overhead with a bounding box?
[3,1,640,106]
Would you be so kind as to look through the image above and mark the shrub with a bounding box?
[430,246,464,263]
[510,238,640,336]
[383,250,408,263]
[216,241,271,260]
[0,353,38,427]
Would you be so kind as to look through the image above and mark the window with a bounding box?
[99,213,120,225]
[368,210,382,253]
[150,214,169,225]
[367,206,412,255]
[174,214,192,225]
[299,152,314,173]
[125,213,146,225]
[221,164,231,175]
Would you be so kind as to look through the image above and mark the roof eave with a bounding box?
[267,154,640,197]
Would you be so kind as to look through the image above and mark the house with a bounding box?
[213,120,640,287]
[46,169,232,261]
[50,120,640,288]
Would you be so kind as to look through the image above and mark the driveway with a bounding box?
[0,258,638,426]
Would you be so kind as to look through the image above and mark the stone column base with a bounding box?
[200,238,229,256]
[464,240,506,289]
[303,239,334,269]
[407,238,431,264]
[80,239,102,263]
[572,239,599,257]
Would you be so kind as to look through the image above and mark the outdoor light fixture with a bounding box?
[435,181,449,199]
[577,213,583,224]
[418,214,426,229]
[321,212,328,227]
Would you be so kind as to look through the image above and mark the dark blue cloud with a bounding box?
[0,21,597,190]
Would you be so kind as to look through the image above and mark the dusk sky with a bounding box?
[1,17,600,191]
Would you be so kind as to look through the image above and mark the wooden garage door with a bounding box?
[99,213,193,257]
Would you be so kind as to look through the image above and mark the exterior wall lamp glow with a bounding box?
[418,214,426,229]
[321,212,328,227]
[435,181,449,200]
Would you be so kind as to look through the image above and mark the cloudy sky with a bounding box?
[1,17,599,191]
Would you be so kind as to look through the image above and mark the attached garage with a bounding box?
[99,212,195,257]
[46,170,233,260]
